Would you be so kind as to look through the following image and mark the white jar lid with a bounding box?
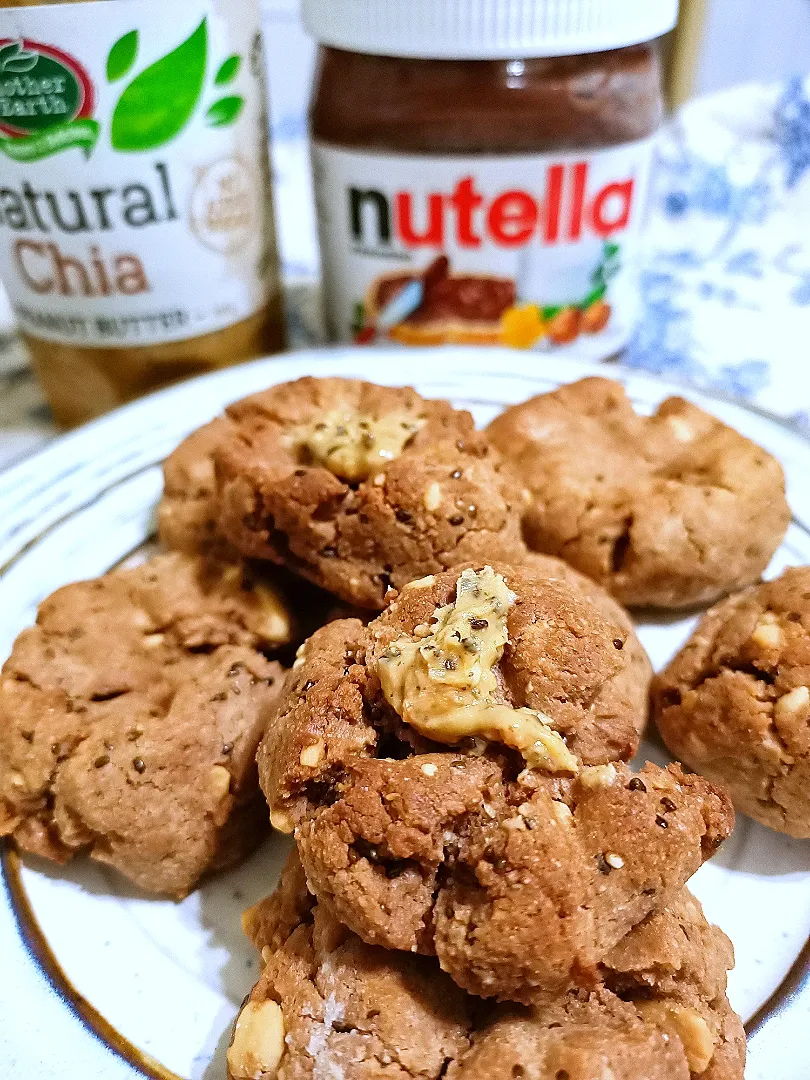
[302,0,680,59]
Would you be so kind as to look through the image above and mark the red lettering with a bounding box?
[90,245,112,296]
[13,241,150,297]
[395,191,444,247]
[567,162,588,241]
[487,191,538,246]
[14,239,52,293]
[115,254,149,295]
[449,176,483,247]
[544,164,565,243]
[389,165,637,251]
[50,243,93,296]
[591,179,634,238]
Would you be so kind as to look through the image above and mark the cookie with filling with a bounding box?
[212,377,526,609]
[257,563,730,1000]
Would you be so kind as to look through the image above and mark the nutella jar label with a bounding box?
[312,140,655,356]
[0,0,273,348]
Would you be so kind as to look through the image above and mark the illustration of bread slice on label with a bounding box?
[364,267,516,346]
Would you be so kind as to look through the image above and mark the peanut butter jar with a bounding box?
[0,0,284,426]
[306,0,677,356]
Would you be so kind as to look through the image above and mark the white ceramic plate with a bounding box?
[0,349,808,1080]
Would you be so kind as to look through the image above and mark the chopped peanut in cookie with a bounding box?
[232,855,746,1080]
[293,408,425,482]
[637,1002,715,1075]
[214,378,527,609]
[376,567,577,772]
[217,564,293,645]
[227,999,285,1080]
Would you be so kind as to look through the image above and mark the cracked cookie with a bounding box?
[0,551,290,898]
[227,853,744,1080]
[600,890,746,1080]
[258,564,730,1001]
[653,567,810,837]
[487,377,790,609]
[229,851,472,1080]
[294,756,731,1002]
[212,377,526,609]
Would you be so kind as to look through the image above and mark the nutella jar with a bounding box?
[306,0,677,356]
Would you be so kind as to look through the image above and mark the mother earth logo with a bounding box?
[0,19,245,162]
[0,39,97,160]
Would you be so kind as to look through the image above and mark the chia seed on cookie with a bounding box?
[257,563,731,1002]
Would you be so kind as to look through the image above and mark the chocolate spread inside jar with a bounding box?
[305,0,676,354]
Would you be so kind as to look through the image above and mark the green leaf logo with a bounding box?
[0,41,39,73]
[111,18,207,152]
[214,54,240,85]
[205,95,243,127]
[107,31,138,82]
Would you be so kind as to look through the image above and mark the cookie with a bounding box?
[230,852,472,1080]
[600,891,746,1080]
[260,561,650,818]
[653,567,810,837]
[0,552,290,898]
[212,377,526,609]
[227,854,744,1080]
[258,564,730,1001]
[515,552,652,755]
[487,377,790,609]
[159,417,233,557]
[295,756,730,1002]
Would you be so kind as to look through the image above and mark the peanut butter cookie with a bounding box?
[487,377,790,609]
[516,552,652,754]
[212,378,526,609]
[258,564,730,1001]
[159,416,233,558]
[0,552,290,897]
[653,566,810,837]
[227,854,744,1080]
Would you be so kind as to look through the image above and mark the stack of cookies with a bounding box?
[2,374,802,1080]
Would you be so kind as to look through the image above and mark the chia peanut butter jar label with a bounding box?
[312,141,655,357]
[0,0,274,347]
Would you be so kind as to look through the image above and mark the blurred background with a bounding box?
[264,0,810,288]
[670,0,810,100]
[3,0,810,462]
[267,0,810,287]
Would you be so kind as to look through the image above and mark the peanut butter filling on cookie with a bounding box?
[294,408,425,482]
[376,567,578,772]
